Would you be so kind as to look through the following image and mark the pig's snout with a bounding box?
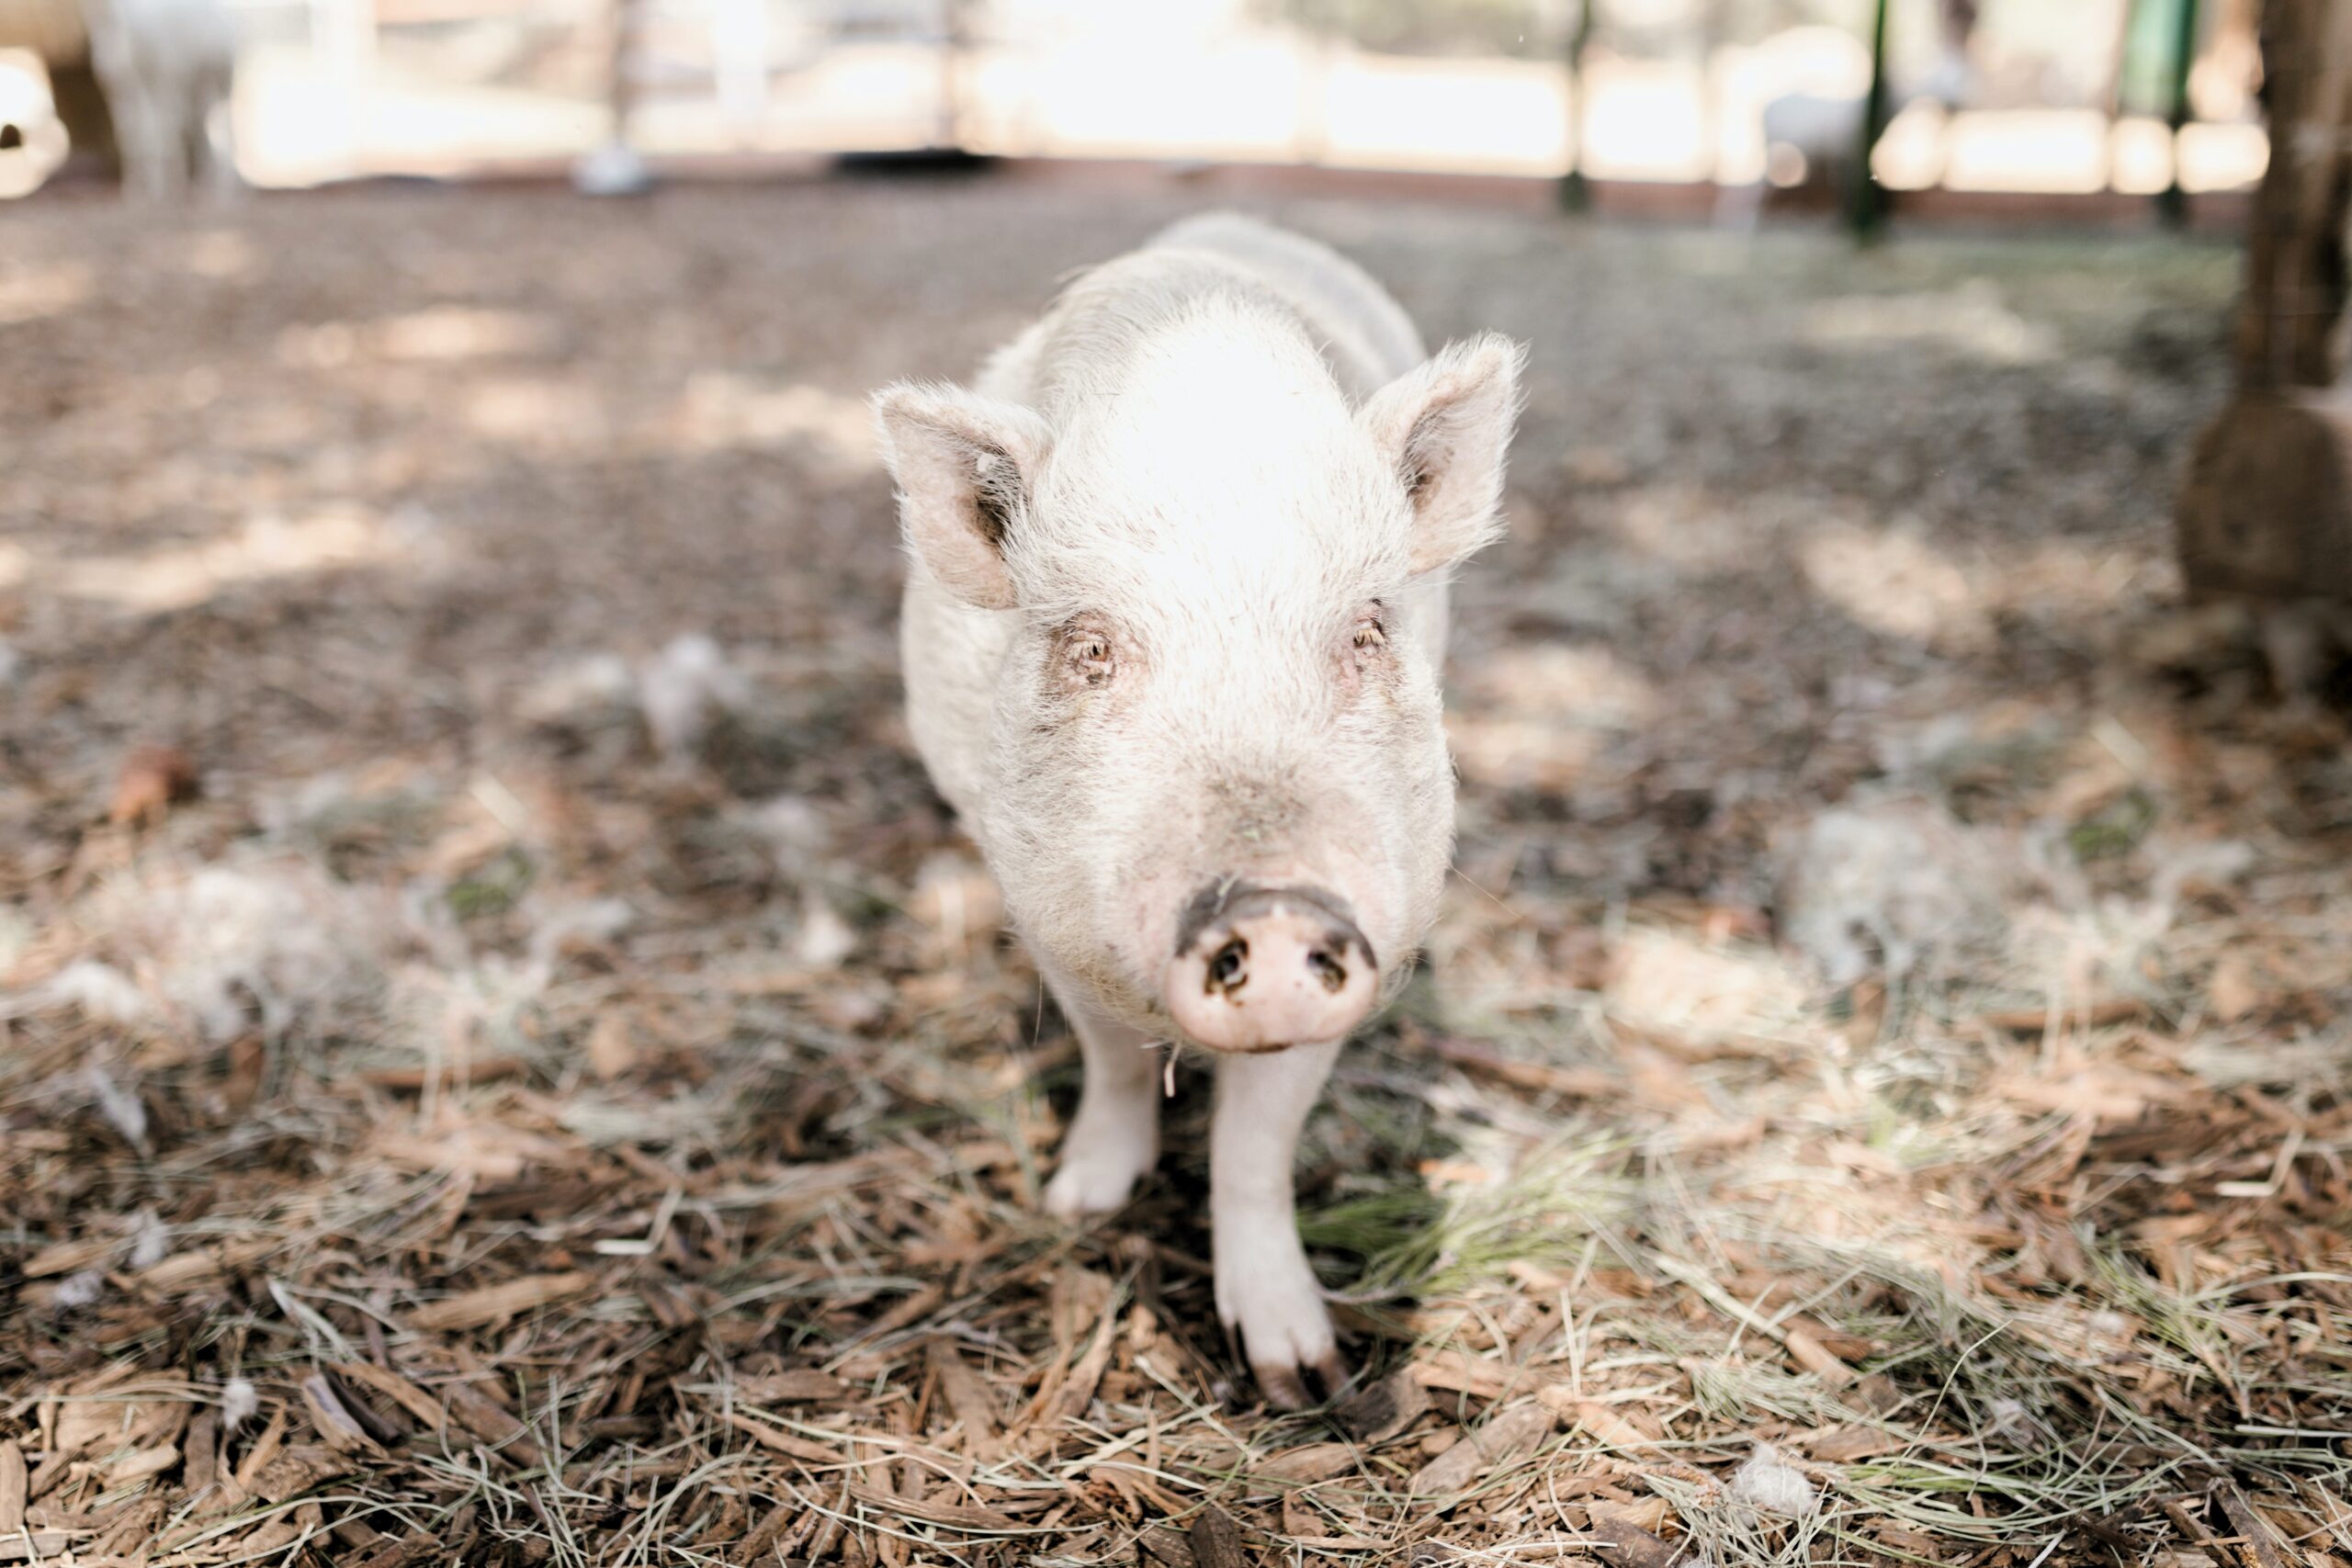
[1163,884,1378,1054]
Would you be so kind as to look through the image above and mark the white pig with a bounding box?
[876,213,1521,1406]
[81,0,239,201]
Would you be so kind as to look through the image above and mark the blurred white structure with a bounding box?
[0,50,72,195]
[1714,24,1974,228]
[85,0,242,197]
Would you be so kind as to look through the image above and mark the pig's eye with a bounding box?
[1056,625,1118,686]
[1351,617,1386,650]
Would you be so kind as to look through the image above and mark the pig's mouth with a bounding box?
[1160,880,1380,1054]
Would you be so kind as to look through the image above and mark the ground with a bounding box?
[1,178,2346,1567]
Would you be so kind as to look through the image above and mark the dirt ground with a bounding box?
[2,179,2347,1566]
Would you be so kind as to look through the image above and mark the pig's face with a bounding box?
[881,314,1521,1052]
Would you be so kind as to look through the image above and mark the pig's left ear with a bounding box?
[873,382,1051,611]
[1360,333,1525,576]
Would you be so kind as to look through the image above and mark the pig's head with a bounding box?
[879,309,1521,1053]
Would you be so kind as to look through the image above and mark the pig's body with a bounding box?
[883,215,1520,1405]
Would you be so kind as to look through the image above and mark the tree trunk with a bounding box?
[48,58,120,182]
[2176,0,2352,604]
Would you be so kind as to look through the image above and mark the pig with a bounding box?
[876,213,1521,1406]
[81,0,239,201]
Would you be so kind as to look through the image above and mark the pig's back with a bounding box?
[1146,214,1425,397]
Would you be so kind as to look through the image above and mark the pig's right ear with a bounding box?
[874,383,1049,612]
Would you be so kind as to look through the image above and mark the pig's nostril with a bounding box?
[1206,938,1249,996]
[1305,947,1347,993]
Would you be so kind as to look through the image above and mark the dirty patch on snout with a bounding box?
[1173,878,1366,957]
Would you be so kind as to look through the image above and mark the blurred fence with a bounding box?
[0,0,2268,197]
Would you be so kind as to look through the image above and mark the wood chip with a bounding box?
[360,1055,534,1091]
[182,1409,219,1497]
[1558,1398,1655,1452]
[329,1361,448,1431]
[1980,997,2145,1032]
[1589,1515,1687,1568]
[134,1240,273,1297]
[1137,1525,1198,1568]
[1188,1506,1252,1568]
[0,1440,24,1533]
[847,1484,1019,1532]
[738,1368,852,1405]
[233,1403,288,1491]
[22,1235,119,1279]
[243,1445,353,1504]
[409,1271,594,1332]
[1254,1442,1357,1483]
[107,1441,183,1483]
[301,1374,386,1456]
[109,743,198,825]
[1409,1404,1557,1495]
[1412,1348,1538,1400]
[443,1381,542,1466]
[924,1340,1001,1457]
[1782,1325,1858,1388]
[718,1408,842,1463]
[1338,1367,1431,1445]
[585,1013,638,1080]
[1051,1296,1119,1423]
[2220,1486,2290,1568]
[1805,1425,1904,1462]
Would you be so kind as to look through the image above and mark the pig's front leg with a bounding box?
[1041,977,1162,1220]
[1212,1040,1346,1408]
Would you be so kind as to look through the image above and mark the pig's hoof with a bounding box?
[1042,1149,1151,1220]
[1219,1267,1350,1409]
[1250,1345,1351,1412]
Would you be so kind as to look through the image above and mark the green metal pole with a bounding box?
[1559,0,1596,212]
[1846,0,1894,242]
[2158,0,2201,227]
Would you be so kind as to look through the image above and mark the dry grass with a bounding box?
[1,179,2346,1566]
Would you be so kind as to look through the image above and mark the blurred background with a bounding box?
[0,0,2268,214]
